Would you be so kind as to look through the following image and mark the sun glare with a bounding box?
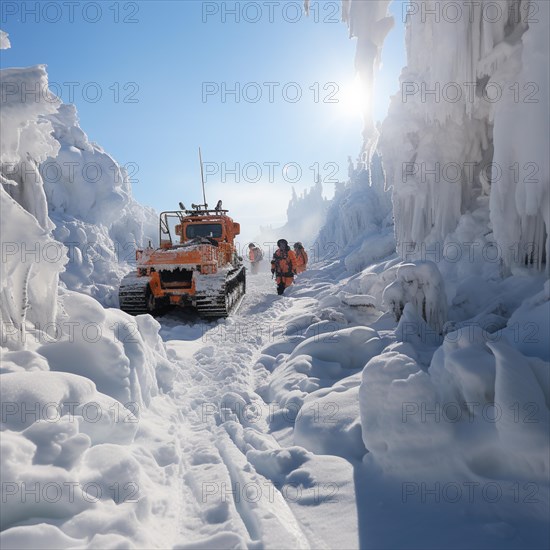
[338,74,369,118]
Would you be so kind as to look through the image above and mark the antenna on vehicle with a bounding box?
[199,147,207,208]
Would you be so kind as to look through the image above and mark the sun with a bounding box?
[337,74,370,119]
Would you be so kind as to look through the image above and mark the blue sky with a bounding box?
[1,0,406,241]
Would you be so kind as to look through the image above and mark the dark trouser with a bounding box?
[275,274,294,295]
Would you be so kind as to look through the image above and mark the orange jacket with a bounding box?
[248,247,262,263]
[271,249,297,276]
[295,249,308,273]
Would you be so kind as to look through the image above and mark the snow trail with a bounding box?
[159,273,319,549]
[155,262,549,550]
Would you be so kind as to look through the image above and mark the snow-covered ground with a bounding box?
[158,263,550,550]
[3,265,548,548]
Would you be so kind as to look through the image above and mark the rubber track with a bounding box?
[119,267,246,318]
[118,273,151,315]
[195,266,246,318]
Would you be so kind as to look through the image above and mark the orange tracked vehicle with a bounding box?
[119,200,246,317]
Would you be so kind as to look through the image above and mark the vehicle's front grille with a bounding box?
[159,268,193,288]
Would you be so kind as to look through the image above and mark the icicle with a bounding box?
[19,264,32,348]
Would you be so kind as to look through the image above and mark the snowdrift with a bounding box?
[44,104,157,306]
[249,254,549,547]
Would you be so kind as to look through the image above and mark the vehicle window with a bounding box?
[186,224,223,239]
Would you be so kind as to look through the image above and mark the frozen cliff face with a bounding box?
[0,187,65,348]
[379,0,548,275]
[317,152,394,271]
[490,1,549,272]
[44,104,128,227]
[1,58,156,336]
[1,65,60,231]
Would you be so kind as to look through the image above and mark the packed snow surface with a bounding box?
[2,267,548,548]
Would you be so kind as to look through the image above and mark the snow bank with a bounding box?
[265,325,386,406]
[0,370,137,441]
[382,260,447,331]
[359,350,448,471]
[43,104,157,305]
[0,371,144,536]
[1,47,179,548]
[0,291,177,546]
[295,383,366,461]
[254,310,387,462]
[37,290,175,409]
[358,322,549,479]
[502,280,550,360]
[262,246,549,545]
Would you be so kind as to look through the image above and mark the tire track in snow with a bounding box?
[162,274,312,548]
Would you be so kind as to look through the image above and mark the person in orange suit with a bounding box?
[293,242,308,274]
[248,243,263,275]
[271,239,297,295]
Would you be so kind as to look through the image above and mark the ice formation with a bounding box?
[379,0,549,275]
[317,152,394,271]
[257,178,329,252]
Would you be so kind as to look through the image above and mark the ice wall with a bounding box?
[1,65,60,230]
[1,65,65,342]
[317,152,394,270]
[379,0,549,274]
[490,1,549,271]
[1,39,177,548]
